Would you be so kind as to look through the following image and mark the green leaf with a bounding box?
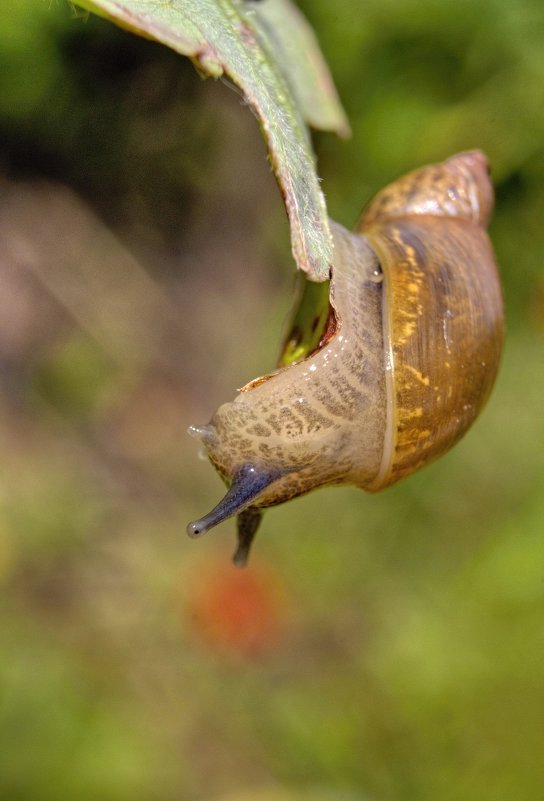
[277,273,331,367]
[251,0,350,137]
[69,0,349,281]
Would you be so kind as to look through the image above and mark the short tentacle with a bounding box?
[233,507,263,567]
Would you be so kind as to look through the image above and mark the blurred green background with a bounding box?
[1,1,544,799]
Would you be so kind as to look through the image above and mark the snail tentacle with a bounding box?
[186,463,280,539]
[233,507,264,567]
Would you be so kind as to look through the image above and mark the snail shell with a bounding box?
[187,151,504,564]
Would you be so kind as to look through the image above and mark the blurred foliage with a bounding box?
[69,0,350,282]
[0,1,543,800]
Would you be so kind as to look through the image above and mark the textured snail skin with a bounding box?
[187,151,504,560]
[190,225,387,503]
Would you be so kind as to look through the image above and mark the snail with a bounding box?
[187,151,504,565]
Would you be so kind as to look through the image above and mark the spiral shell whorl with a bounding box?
[360,150,494,228]
[357,151,503,489]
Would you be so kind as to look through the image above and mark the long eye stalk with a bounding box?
[186,464,278,557]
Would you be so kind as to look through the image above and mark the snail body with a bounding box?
[187,151,504,564]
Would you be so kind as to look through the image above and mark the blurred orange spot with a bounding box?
[185,557,286,658]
